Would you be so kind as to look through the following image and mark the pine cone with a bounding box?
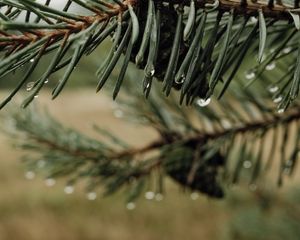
[163,145,225,198]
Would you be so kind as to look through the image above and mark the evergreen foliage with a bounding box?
[0,0,300,201]
[225,186,300,240]
[4,77,300,200]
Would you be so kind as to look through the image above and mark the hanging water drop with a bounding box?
[30,58,35,63]
[284,161,293,175]
[145,191,155,200]
[145,82,151,90]
[282,47,292,54]
[221,119,232,129]
[126,202,136,210]
[250,16,258,23]
[26,82,35,92]
[37,160,46,168]
[268,85,279,93]
[155,193,164,201]
[265,62,276,71]
[45,178,56,187]
[196,98,211,107]
[25,171,35,180]
[86,192,97,200]
[277,108,285,114]
[243,160,252,169]
[34,95,39,99]
[190,192,199,200]
[273,96,283,103]
[44,79,49,84]
[150,68,155,76]
[175,74,185,84]
[145,65,155,77]
[113,109,124,118]
[245,71,255,80]
[283,167,291,175]
[64,185,74,194]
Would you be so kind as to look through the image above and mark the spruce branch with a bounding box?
[91,103,300,160]
[164,0,292,19]
[4,80,300,200]
[0,0,299,109]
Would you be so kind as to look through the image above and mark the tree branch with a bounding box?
[153,0,292,19]
[110,106,300,159]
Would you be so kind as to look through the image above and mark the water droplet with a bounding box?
[30,58,35,63]
[283,167,291,175]
[221,119,232,129]
[277,108,285,114]
[145,65,155,77]
[126,202,136,210]
[26,82,35,92]
[190,192,199,200]
[34,95,39,99]
[45,178,56,187]
[86,192,97,200]
[284,161,293,174]
[250,16,258,23]
[155,193,164,201]
[282,47,292,54]
[113,109,124,118]
[243,160,252,169]
[249,184,257,191]
[273,95,283,103]
[265,62,276,71]
[64,185,74,194]
[150,69,155,76]
[196,98,211,107]
[37,160,46,168]
[268,85,279,93]
[44,79,49,84]
[145,82,151,89]
[245,71,255,80]
[175,75,185,84]
[25,171,35,180]
[145,191,155,200]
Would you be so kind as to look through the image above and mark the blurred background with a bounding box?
[0,1,300,240]
[1,41,300,240]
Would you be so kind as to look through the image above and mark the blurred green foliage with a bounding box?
[0,40,113,90]
[224,186,300,240]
